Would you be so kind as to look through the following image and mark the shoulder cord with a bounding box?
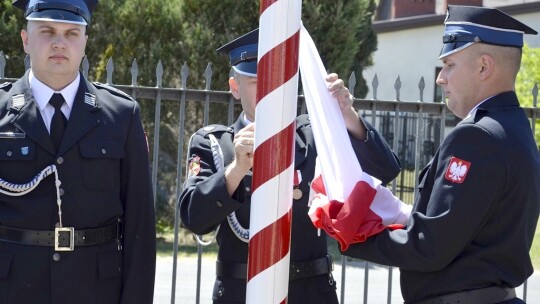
[0,164,65,227]
[210,133,249,243]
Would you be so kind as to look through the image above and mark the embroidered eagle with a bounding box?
[445,157,471,184]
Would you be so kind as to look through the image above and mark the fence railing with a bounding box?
[1,54,539,303]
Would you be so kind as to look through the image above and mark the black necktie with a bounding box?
[49,93,67,151]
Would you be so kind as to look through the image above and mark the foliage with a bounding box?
[302,0,377,97]
[516,44,540,146]
[180,0,377,97]
[0,0,26,77]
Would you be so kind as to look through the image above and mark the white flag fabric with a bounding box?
[299,24,411,250]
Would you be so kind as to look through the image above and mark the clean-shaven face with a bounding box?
[436,48,481,119]
[21,20,88,89]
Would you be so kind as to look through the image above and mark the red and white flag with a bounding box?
[299,25,411,251]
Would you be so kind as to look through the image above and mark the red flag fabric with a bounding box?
[299,25,410,251]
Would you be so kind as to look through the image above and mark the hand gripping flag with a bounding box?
[298,25,411,251]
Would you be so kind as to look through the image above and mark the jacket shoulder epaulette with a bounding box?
[296,114,311,129]
[196,124,234,138]
[0,82,13,92]
[93,82,133,100]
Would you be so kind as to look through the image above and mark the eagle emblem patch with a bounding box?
[187,155,201,178]
[444,157,471,183]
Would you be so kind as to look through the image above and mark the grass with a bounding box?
[531,223,540,270]
[160,221,540,270]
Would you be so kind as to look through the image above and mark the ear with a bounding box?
[229,77,241,100]
[478,54,494,80]
[21,29,29,54]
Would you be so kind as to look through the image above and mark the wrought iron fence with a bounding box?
[1,53,539,303]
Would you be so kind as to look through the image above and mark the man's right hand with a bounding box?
[224,123,255,196]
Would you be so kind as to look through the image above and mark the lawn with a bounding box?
[160,220,540,270]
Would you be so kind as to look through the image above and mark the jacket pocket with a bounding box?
[0,139,36,185]
[79,140,124,191]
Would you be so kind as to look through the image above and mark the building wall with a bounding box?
[363,8,540,102]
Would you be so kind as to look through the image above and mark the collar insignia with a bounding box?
[84,92,97,107]
[10,94,26,111]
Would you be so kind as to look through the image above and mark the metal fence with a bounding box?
[1,54,539,303]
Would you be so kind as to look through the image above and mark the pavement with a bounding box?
[153,256,540,304]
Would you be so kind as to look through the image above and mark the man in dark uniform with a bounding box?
[0,1,156,303]
[179,28,401,304]
[312,5,540,304]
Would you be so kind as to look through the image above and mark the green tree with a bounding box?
[302,0,377,97]
[516,44,540,145]
[180,0,377,97]
[0,0,26,78]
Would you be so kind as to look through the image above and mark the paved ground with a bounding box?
[154,256,540,304]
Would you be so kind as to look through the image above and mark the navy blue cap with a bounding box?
[12,0,98,25]
[216,29,259,77]
[440,5,537,58]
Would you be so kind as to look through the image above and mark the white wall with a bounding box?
[363,10,540,103]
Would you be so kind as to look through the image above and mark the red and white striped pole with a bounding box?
[247,1,302,303]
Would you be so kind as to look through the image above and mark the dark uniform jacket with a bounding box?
[180,113,401,303]
[343,92,540,303]
[0,71,156,304]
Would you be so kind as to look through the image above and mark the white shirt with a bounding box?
[29,70,79,134]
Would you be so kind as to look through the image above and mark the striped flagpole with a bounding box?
[247,1,302,303]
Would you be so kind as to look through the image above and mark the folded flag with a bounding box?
[298,24,411,251]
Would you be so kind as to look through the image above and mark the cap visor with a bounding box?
[233,61,257,77]
[26,10,87,26]
[439,42,474,59]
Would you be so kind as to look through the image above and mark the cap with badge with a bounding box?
[12,0,98,26]
[440,5,538,59]
[216,29,259,77]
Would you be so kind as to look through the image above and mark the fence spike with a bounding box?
[533,83,538,108]
[418,76,425,102]
[349,71,356,98]
[181,62,188,90]
[394,75,402,101]
[372,74,379,100]
[0,51,6,79]
[82,55,89,78]
[24,54,30,72]
[204,62,212,90]
[106,58,114,85]
[131,58,138,86]
[156,60,163,88]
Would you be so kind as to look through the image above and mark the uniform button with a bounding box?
[56,157,64,164]
[6,151,12,157]
[101,148,107,154]
[216,201,223,207]
[52,253,61,261]
[369,130,374,138]
[245,187,251,192]
[55,222,61,228]
[59,188,65,196]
